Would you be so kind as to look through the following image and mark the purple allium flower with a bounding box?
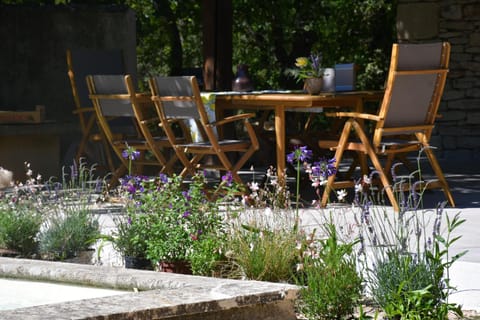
[287,145,313,165]
[131,150,141,160]
[286,152,295,165]
[122,148,140,160]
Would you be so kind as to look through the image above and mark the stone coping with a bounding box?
[0,257,299,320]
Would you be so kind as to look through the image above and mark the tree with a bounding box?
[1,0,396,89]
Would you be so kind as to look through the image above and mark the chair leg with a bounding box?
[76,116,96,162]
[423,146,455,207]
[321,120,352,207]
[352,121,399,212]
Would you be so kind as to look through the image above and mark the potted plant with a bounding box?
[117,170,236,274]
[145,173,229,273]
[109,211,153,269]
[287,53,325,94]
[38,206,100,262]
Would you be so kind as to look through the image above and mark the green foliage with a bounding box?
[115,171,236,267]
[0,204,42,256]
[189,232,226,276]
[4,1,395,90]
[296,223,362,320]
[38,207,100,260]
[232,0,396,89]
[361,206,466,319]
[226,209,299,282]
[109,212,150,259]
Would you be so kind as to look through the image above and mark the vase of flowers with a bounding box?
[287,53,325,94]
[304,77,324,95]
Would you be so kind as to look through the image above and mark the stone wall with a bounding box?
[0,5,136,122]
[0,5,136,176]
[397,0,480,159]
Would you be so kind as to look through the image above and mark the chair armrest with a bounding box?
[140,116,160,125]
[209,113,255,127]
[325,111,381,122]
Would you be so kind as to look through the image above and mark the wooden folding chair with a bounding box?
[66,48,125,172]
[87,74,180,180]
[148,76,259,185]
[319,42,454,211]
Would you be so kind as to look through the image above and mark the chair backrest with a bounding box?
[87,74,141,144]
[149,76,205,121]
[67,49,125,110]
[87,74,134,117]
[375,42,450,141]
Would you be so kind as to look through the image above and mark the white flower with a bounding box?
[249,181,260,192]
[363,174,371,185]
[355,183,362,193]
[337,189,347,201]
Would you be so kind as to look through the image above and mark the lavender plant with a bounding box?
[355,172,466,319]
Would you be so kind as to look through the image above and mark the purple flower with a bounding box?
[158,173,168,184]
[221,171,233,186]
[311,157,336,180]
[182,210,191,218]
[182,190,192,201]
[122,149,141,160]
[287,145,313,164]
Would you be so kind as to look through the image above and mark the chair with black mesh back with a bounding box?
[148,76,259,185]
[66,48,125,173]
[87,74,182,181]
[318,42,454,211]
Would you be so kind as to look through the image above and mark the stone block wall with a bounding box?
[0,5,136,176]
[397,0,480,159]
[0,5,136,123]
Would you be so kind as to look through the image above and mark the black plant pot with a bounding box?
[124,256,153,270]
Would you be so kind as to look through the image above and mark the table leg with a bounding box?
[274,105,286,181]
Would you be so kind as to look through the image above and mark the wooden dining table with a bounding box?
[214,90,383,179]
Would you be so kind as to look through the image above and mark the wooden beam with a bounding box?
[202,0,232,91]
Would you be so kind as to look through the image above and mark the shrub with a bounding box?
[0,204,42,256]
[358,196,466,319]
[226,208,299,282]
[38,207,100,260]
[296,223,362,320]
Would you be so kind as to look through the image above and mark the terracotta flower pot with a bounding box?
[158,260,192,274]
[304,77,324,94]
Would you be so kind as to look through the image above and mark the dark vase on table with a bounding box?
[232,64,254,92]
